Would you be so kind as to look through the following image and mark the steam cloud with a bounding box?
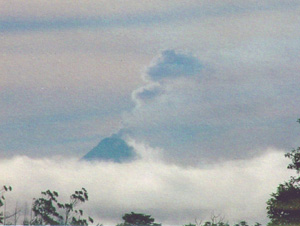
[123,49,300,165]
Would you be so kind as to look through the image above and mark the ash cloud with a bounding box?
[123,49,300,165]
[145,50,203,82]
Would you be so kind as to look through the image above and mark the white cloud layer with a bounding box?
[0,147,292,225]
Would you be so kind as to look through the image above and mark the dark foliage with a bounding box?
[0,185,12,224]
[31,188,93,225]
[266,119,300,226]
[267,181,300,225]
[121,212,161,226]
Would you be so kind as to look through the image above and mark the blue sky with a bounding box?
[1,0,300,224]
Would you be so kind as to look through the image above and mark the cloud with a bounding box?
[1,1,299,33]
[122,49,300,165]
[0,149,292,225]
[132,84,164,107]
[131,50,204,108]
[145,50,203,81]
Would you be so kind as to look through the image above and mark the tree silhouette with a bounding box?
[266,120,300,225]
[121,212,160,226]
[0,185,12,224]
[31,188,93,225]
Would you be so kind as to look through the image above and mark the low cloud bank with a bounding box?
[0,146,292,225]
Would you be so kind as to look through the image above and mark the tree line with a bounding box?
[1,121,300,226]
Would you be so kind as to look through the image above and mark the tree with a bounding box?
[0,185,12,224]
[31,188,94,225]
[121,212,160,226]
[238,221,248,226]
[266,120,300,225]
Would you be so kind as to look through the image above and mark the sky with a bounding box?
[1,0,300,225]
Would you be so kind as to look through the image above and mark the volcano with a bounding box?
[82,136,136,162]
